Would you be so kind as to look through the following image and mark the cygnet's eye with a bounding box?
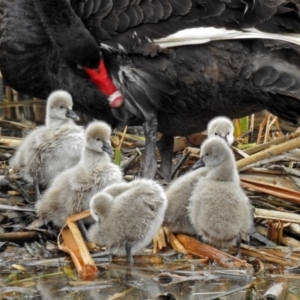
[59,105,64,109]
[206,153,210,156]
[215,133,218,135]
[227,132,230,135]
[96,138,101,141]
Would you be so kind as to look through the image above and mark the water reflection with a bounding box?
[0,261,257,300]
[1,260,300,299]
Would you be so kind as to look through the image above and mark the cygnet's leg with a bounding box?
[196,233,204,242]
[34,179,42,201]
[235,234,242,258]
[142,113,158,179]
[246,232,251,245]
[77,220,89,241]
[125,241,134,265]
[156,134,173,182]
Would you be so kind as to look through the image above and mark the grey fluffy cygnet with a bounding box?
[188,137,252,254]
[35,121,123,227]
[88,179,167,264]
[207,116,234,145]
[9,90,83,199]
[163,116,234,235]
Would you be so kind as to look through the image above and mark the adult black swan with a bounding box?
[2,0,300,180]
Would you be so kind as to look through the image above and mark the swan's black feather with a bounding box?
[2,0,300,178]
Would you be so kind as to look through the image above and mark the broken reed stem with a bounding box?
[157,227,167,250]
[254,208,300,224]
[66,221,95,266]
[237,136,300,170]
[240,178,300,205]
[263,278,288,300]
[0,231,38,242]
[163,228,186,254]
[256,225,300,253]
[243,132,300,155]
[118,126,128,150]
[183,147,200,156]
[281,236,300,247]
[288,223,300,236]
[176,234,249,269]
[241,244,296,267]
[152,227,167,253]
[58,211,97,280]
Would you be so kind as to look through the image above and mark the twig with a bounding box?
[254,208,300,223]
[171,151,190,179]
[0,231,38,242]
[243,132,300,155]
[237,136,300,170]
[241,177,300,205]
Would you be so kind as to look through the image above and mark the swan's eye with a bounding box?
[227,132,230,135]
[206,153,210,156]
[215,133,218,135]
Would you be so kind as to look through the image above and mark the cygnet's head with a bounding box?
[46,90,79,121]
[193,137,231,169]
[85,121,113,154]
[207,116,234,146]
[90,192,113,222]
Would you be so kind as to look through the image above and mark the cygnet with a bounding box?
[163,116,234,235]
[188,137,252,255]
[9,90,82,199]
[207,116,234,145]
[88,179,167,264]
[35,120,123,227]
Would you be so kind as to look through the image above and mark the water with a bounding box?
[1,255,300,299]
[0,259,255,299]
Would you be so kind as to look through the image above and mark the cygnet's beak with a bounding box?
[191,158,205,170]
[220,135,228,143]
[66,108,79,120]
[102,142,113,155]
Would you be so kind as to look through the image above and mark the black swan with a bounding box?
[2,0,300,180]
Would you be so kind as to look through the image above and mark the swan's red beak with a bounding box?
[84,61,124,108]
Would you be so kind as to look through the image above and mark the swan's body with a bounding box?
[88,179,167,264]
[35,121,123,227]
[9,90,82,198]
[2,1,300,179]
[188,137,252,251]
[163,116,234,235]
